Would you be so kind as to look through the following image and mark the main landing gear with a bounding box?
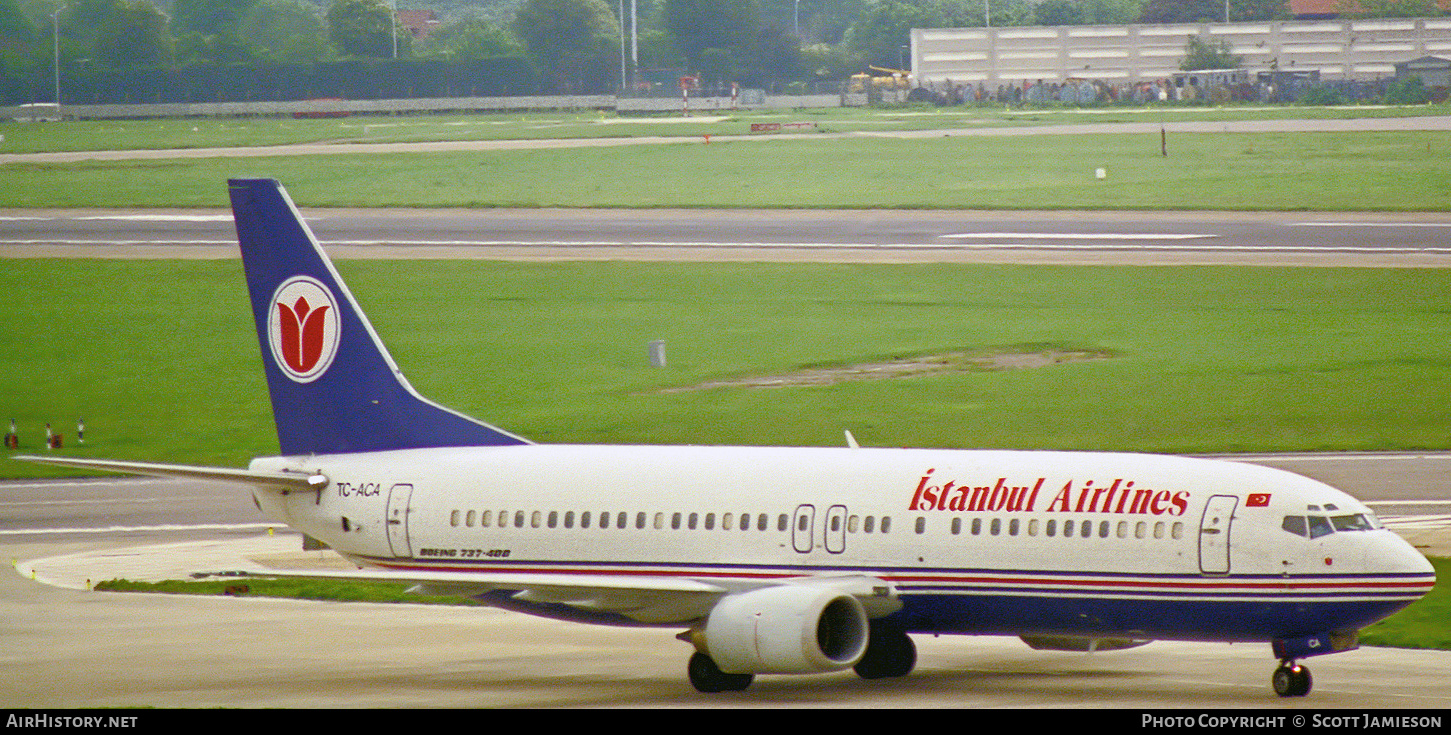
[1272,660,1312,697]
[687,652,753,693]
[853,623,916,680]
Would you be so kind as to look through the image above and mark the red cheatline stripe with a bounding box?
[370,559,1431,593]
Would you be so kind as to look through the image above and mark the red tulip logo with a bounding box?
[277,296,330,373]
[268,276,340,383]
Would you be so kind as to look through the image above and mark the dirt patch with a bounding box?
[662,346,1113,392]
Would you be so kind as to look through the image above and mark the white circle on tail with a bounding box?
[268,276,341,383]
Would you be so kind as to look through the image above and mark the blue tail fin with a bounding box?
[229,178,530,455]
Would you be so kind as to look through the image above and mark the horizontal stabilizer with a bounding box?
[13,455,327,492]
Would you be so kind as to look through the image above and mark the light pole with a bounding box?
[620,0,626,92]
[52,4,63,117]
[389,0,398,58]
[984,0,990,28]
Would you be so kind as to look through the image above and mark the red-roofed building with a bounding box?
[396,9,441,42]
[1289,0,1451,18]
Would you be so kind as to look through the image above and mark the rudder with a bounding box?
[229,178,529,455]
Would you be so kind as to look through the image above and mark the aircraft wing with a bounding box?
[12,455,327,492]
[244,565,731,622]
[243,567,898,624]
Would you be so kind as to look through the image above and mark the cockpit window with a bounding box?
[1281,515,1308,537]
[1284,511,1378,538]
[1331,514,1374,532]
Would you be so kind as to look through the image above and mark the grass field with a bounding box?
[4,259,1450,478]
[2,105,1448,154]
[1,104,1449,211]
[2,130,1448,211]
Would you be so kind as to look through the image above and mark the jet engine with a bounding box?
[699,585,870,674]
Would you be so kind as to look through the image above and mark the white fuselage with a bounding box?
[250,445,1433,641]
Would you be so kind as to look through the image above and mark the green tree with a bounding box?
[747,24,802,84]
[844,0,938,69]
[1034,0,1085,25]
[1345,0,1444,17]
[1141,0,1285,23]
[1180,34,1242,70]
[423,15,524,59]
[513,0,619,92]
[800,41,858,80]
[57,0,124,45]
[802,0,867,44]
[239,0,329,62]
[0,0,35,43]
[663,0,762,70]
[328,0,395,57]
[1079,0,1144,24]
[93,0,173,66]
[1384,75,1429,104]
[170,0,260,36]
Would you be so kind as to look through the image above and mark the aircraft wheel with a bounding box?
[1272,661,1312,697]
[687,652,753,693]
[854,624,917,679]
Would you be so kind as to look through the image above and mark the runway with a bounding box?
[3,207,1451,266]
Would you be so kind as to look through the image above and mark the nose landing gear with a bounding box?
[1272,660,1312,697]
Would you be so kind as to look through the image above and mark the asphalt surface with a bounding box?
[4,207,1451,267]
[4,454,1449,709]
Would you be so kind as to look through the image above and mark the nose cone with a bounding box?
[1365,531,1436,587]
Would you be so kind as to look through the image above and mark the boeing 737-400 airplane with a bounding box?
[21,179,1435,697]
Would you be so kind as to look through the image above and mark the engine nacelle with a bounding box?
[701,585,869,675]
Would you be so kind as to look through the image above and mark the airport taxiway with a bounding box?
[5,533,1450,708]
[4,453,1450,708]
